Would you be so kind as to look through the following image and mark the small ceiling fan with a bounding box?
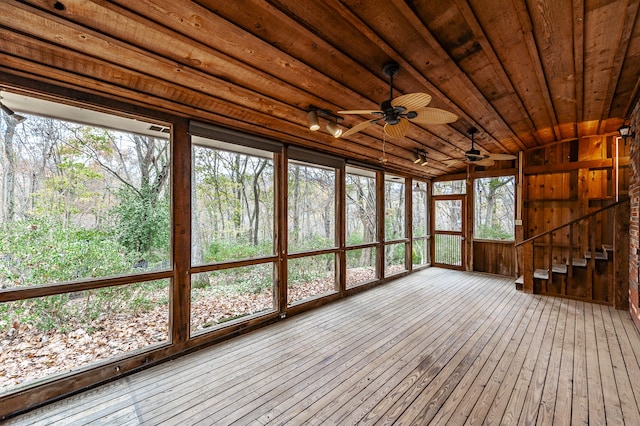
[338,63,458,139]
[444,128,517,167]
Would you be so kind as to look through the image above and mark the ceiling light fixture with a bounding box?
[307,106,343,138]
[326,121,343,138]
[618,124,635,145]
[307,110,320,131]
[413,149,428,166]
[0,98,26,124]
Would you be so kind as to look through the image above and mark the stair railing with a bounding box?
[515,198,629,305]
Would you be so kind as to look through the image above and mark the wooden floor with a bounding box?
[8,268,640,425]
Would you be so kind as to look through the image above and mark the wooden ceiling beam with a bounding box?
[0,49,450,177]
[331,0,518,155]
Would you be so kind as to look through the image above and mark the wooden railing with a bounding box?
[515,199,630,308]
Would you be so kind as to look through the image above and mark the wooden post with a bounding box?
[588,216,595,299]
[614,202,630,309]
[546,232,553,293]
[171,118,191,345]
[277,147,288,313]
[523,241,534,293]
[568,223,574,278]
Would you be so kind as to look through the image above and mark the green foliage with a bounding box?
[0,280,168,333]
[289,235,334,253]
[112,185,170,264]
[475,224,514,240]
[385,244,405,265]
[288,254,334,285]
[0,218,136,287]
[412,243,426,265]
[32,159,104,218]
[204,240,273,263]
[193,266,273,295]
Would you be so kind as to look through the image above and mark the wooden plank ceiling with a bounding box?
[1,0,639,177]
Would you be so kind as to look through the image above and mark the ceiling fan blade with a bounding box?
[341,118,380,137]
[391,93,432,111]
[337,109,381,115]
[443,158,464,167]
[487,153,517,160]
[410,107,459,124]
[384,118,410,138]
[474,158,496,167]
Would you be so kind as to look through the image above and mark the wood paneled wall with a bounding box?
[522,134,630,302]
[473,241,515,276]
[524,135,628,239]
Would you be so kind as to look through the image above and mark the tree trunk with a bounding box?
[2,115,18,227]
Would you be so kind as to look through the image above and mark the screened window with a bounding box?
[346,167,377,246]
[191,263,275,332]
[345,166,378,288]
[287,160,337,304]
[190,138,276,334]
[191,140,275,265]
[287,161,336,253]
[433,179,466,195]
[412,180,429,267]
[474,176,515,240]
[384,174,407,276]
[384,175,405,241]
[0,93,171,394]
[0,106,171,285]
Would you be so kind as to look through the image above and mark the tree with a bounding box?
[0,110,23,226]
[474,176,515,240]
[62,126,171,265]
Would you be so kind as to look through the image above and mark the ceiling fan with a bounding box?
[444,128,517,167]
[338,63,458,139]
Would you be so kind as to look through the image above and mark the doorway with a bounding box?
[432,196,465,269]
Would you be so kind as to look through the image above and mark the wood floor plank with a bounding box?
[571,301,589,426]
[465,295,550,425]
[600,305,640,425]
[593,304,625,425]
[611,309,640,409]
[261,273,506,425]
[394,285,529,424]
[256,272,492,425]
[180,273,482,425]
[352,276,510,425]
[584,301,607,425]
[496,297,560,425]
[220,279,468,425]
[536,298,569,425]
[516,297,563,425]
[553,299,576,426]
[7,268,640,426]
[437,294,545,425]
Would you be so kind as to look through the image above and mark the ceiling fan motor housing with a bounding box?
[466,150,484,161]
[379,99,404,125]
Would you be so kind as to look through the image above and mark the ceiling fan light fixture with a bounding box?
[307,110,320,131]
[412,150,422,163]
[326,121,342,138]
